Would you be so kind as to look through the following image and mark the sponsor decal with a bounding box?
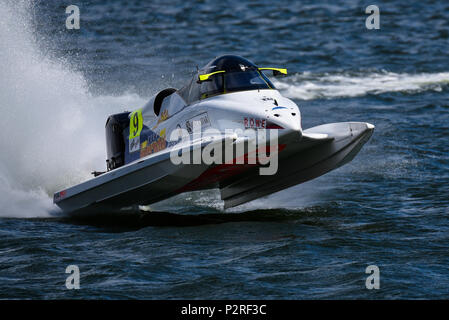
[186,113,211,134]
[262,96,280,107]
[129,136,140,153]
[54,190,67,202]
[239,64,249,71]
[129,109,143,139]
[152,109,169,129]
[140,128,167,157]
[129,109,143,152]
[244,117,266,129]
[186,120,192,134]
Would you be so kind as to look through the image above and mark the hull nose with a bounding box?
[267,107,302,132]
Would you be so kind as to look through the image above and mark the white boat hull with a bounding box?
[54,122,373,215]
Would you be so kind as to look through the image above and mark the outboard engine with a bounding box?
[105,111,130,171]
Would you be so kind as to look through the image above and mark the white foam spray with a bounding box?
[0,1,146,217]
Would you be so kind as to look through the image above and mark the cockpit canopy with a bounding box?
[177,55,278,105]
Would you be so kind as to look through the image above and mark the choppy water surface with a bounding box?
[0,0,448,299]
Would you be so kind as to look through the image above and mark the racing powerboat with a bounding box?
[53,55,374,214]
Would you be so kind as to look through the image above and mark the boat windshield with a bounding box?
[226,70,274,92]
[178,70,275,104]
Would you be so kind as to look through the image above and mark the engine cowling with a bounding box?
[105,111,130,171]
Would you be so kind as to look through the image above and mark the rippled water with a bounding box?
[0,0,448,299]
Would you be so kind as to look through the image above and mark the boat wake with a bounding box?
[273,70,449,100]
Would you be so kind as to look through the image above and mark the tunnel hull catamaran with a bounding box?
[53,55,374,214]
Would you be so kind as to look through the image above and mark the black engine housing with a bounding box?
[105,112,130,171]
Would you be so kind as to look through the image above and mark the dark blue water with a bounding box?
[0,0,448,299]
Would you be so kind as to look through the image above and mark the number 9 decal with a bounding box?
[129,109,143,139]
